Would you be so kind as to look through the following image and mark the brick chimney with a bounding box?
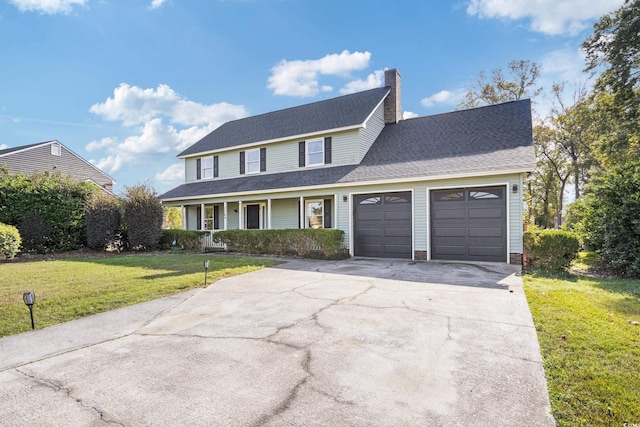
[384,68,401,124]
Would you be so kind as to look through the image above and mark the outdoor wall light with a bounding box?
[343,195,348,202]
[23,291,36,330]
[204,260,210,287]
[512,184,518,193]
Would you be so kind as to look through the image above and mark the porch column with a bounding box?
[200,203,205,230]
[223,201,228,230]
[180,205,185,229]
[238,201,243,229]
[267,198,272,229]
[299,196,304,228]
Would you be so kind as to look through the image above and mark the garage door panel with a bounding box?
[431,186,506,263]
[354,192,412,259]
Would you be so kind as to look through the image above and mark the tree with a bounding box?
[583,0,640,162]
[459,59,543,108]
[85,193,123,251]
[163,206,182,229]
[122,183,163,250]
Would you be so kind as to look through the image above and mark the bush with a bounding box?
[565,162,640,277]
[0,169,95,253]
[0,222,21,260]
[86,193,123,251]
[160,229,209,251]
[213,229,348,260]
[524,230,580,270]
[123,184,163,250]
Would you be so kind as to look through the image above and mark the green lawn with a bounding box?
[0,253,278,337]
[524,255,640,426]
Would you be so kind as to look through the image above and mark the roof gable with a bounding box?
[178,86,390,157]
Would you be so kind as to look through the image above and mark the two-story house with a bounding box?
[0,140,115,193]
[160,69,535,263]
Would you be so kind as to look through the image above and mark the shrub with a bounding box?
[0,169,95,253]
[85,193,123,250]
[564,162,640,277]
[160,229,209,251]
[122,184,163,250]
[0,222,21,260]
[524,229,580,270]
[213,229,348,260]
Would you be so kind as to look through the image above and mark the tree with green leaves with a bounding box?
[458,59,543,108]
[123,183,163,250]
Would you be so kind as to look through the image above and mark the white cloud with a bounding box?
[403,111,419,119]
[87,83,248,174]
[150,0,166,9]
[466,0,623,36]
[420,89,465,108]
[0,144,9,150]
[10,0,86,14]
[340,69,385,95]
[540,47,588,84]
[155,163,183,185]
[268,50,372,97]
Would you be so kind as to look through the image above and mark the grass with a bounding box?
[524,253,640,426]
[0,253,278,337]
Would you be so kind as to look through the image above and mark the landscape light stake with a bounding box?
[204,260,210,287]
[23,291,36,330]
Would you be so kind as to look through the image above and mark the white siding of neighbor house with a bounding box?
[1,143,114,189]
[358,102,385,162]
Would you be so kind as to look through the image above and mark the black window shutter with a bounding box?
[239,151,245,175]
[197,206,202,230]
[213,156,219,178]
[324,137,332,164]
[298,141,306,167]
[213,205,219,230]
[260,147,266,172]
[196,159,201,180]
[324,198,332,229]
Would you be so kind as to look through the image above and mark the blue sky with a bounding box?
[0,0,622,194]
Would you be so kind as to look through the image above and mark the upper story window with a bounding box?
[196,155,218,180]
[246,149,260,174]
[299,137,332,167]
[240,148,266,175]
[51,143,61,156]
[307,139,324,166]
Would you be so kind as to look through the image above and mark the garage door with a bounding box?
[354,192,412,259]
[431,186,506,262]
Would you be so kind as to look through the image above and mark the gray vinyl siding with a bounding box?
[271,199,299,229]
[358,102,385,162]
[0,143,113,189]
[184,129,362,184]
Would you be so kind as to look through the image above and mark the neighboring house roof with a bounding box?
[177,86,391,157]
[161,99,534,200]
[0,141,50,157]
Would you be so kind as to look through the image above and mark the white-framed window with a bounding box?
[201,156,214,179]
[306,139,324,167]
[246,149,260,174]
[204,206,214,230]
[51,143,61,156]
[306,200,324,229]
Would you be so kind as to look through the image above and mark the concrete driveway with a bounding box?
[0,258,555,426]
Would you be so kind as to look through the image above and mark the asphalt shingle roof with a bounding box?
[178,87,390,157]
[0,141,54,157]
[161,99,534,200]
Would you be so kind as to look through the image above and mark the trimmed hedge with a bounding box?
[213,229,348,260]
[0,222,21,260]
[85,193,123,251]
[524,229,580,270]
[123,184,163,250]
[160,229,209,251]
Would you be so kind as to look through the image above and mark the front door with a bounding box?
[246,204,260,229]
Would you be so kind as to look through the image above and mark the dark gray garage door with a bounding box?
[354,192,412,259]
[431,186,506,262]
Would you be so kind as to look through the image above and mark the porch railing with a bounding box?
[199,230,227,251]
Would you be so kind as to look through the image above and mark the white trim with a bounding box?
[223,202,228,230]
[267,198,272,229]
[299,197,304,228]
[305,138,324,167]
[361,89,391,129]
[426,183,510,262]
[238,201,243,229]
[178,124,363,159]
[161,168,531,202]
[348,193,353,256]
[245,148,261,175]
[305,199,324,229]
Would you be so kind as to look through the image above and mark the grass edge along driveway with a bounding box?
[1,253,278,338]
[524,262,640,427]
